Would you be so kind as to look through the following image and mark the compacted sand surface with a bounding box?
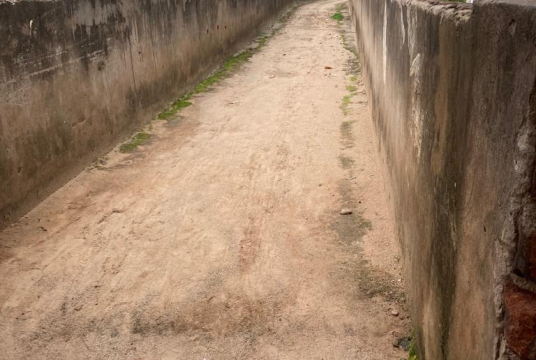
[0,1,408,359]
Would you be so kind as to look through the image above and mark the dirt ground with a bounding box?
[0,1,409,359]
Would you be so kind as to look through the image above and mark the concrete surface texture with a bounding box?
[348,0,536,359]
[0,0,294,228]
[0,1,411,359]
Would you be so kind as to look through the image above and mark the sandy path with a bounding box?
[0,1,408,359]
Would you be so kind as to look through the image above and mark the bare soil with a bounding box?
[0,1,409,359]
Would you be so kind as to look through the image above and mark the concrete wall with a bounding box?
[0,0,294,226]
[347,0,536,359]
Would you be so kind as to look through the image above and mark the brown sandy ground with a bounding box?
[0,1,409,359]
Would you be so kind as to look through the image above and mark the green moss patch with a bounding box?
[153,3,300,124]
[409,336,419,360]
[341,93,356,116]
[157,98,192,120]
[331,12,344,21]
[191,51,254,95]
[156,39,261,121]
[120,132,152,153]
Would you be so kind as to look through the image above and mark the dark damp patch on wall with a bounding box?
[0,0,295,226]
[348,0,536,359]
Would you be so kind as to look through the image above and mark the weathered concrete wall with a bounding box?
[347,0,536,359]
[0,0,294,226]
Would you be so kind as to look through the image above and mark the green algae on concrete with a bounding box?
[119,132,152,153]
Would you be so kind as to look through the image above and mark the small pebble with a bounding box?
[391,310,399,316]
[340,209,352,215]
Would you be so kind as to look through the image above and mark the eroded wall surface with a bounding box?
[0,0,294,225]
[347,0,536,359]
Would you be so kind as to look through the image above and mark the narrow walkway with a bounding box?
[0,1,408,359]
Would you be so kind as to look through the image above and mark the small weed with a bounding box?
[256,34,269,48]
[341,33,348,47]
[156,25,270,120]
[408,331,419,360]
[350,75,358,82]
[346,85,357,92]
[409,345,418,360]
[157,97,192,120]
[223,51,252,71]
[341,93,355,115]
[120,132,152,153]
[343,94,353,104]
[332,2,345,21]
[331,12,344,21]
[193,51,253,95]
[193,72,224,94]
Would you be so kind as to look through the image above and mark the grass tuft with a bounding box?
[331,12,344,21]
[120,132,152,153]
[341,94,355,115]
[156,30,269,121]
[157,98,192,120]
[154,2,299,123]
[408,330,419,360]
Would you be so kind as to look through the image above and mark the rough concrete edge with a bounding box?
[0,0,60,4]
[347,0,532,358]
[476,0,536,10]
[358,0,534,359]
[406,0,473,20]
[348,0,473,356]
[496,73,536,360]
